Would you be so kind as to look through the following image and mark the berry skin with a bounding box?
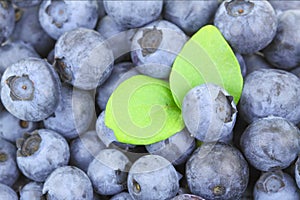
[0,110,38,143]
[295,156,300,189]
[43,84,95,140]
[235,52,247,77]
[254,171,300,200]
[186,142,249,200]
[263,10,300,70]
[96,62,136,110]
[95,110,136,149]
[240,116,300,172]
[145,128,196,165]
[43,166,94,200]
[171,194,205,200]
[239,69,300,124]
[19,182,43,200]
[0,41,40,74]
[243,53,273,76]
[127,155,179,200]
[12,0,41,8]
[39,0,98,40]
[214,0,277,54]
[131,20,188,79]
[110,192,133,200]
[54,28,114,90]
[164,0,219,35]
[291,66,300,79]
[0,183,18,200]
[16,129,70,182]
[70,130,106,172]
[0,139,19,186]
[182,83,237,142]
[0,57,61,122]
[96,16,136,62]
[103,0,163,29]
[11,6,55,57]
[268,0,300,13]
[87,149,132,196]
[0,1,15,44]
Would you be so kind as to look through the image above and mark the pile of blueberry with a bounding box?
[0,0,300,200]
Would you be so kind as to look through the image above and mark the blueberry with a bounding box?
[186,142,249,199]
[103,0,163,29]
[268,0,300,13]
[95,110,136,149]
[239,69,300,124]
[171,194,205,200]
[39,0,98,40]
[0,41,40,74]
[12,0,41,8]
[240,116,300,172]
[145,128,195,165]
[70,130,106,172]
[163,0,219,35]
[95,110,118,147]
[127,155,179,200]
[20,181,43,200]
[0,183,18,200]
[182,83,237,142]
[254,170,300,200]
[96,62,136,110]
[96,16,136,62]
[87,148,132,195]
[235,52,247,77]
[43,166,94,200]
[295,156,300,189]
[0,138,19,186]
[0,110,39,143]
[291,66,300,79]
[0,1,15,44]
[47,49,55,64]
[54,28,114,90]
[43,83,95,139]
[11,6,55,57]
[110,192,133,200]
[263,10,300,70]
[131,20,188,79]
[16,129,70,182]
[1,57,61,122]
[214,0,277,54]
[96,15,128,39]
[243,53,273,76]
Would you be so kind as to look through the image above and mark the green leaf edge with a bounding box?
[104,75,185,145]
[169,25,243,108]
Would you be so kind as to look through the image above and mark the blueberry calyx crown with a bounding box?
[0,152,7,162]
[213,185,226,196]
[215,91,236,123]
[45,0,68,28]
[256,171,285,193]
[138,26,163,57]
[15,8,24,22]
[6,74,35,101]
[54,58,72,82]
[19,120,29,129]
[17,132,42,157]
[225,0,254,17]
[132,179,141,193]
[0,1,8,9]
[115,169,128,188]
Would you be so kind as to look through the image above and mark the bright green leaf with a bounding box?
[169,25,243,108]
[105,75,185,145]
